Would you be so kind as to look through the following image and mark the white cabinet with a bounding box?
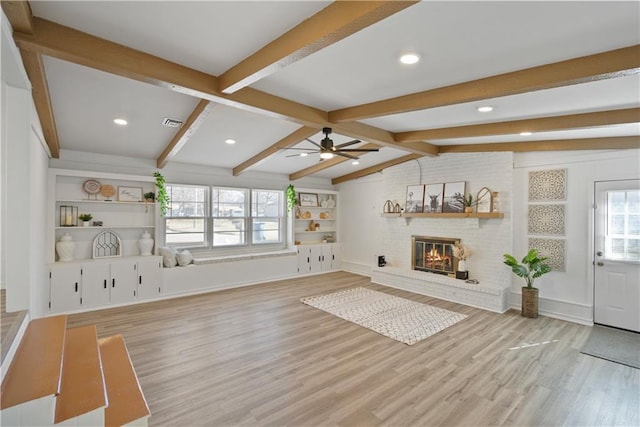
[81,262,110,308]
[49,256,163,313]
[136,257,162,300]
[49,264,82,312]
[109,259,138,304]
[297,244,341,274]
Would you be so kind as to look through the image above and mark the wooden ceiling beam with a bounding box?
[19,50,60,158]
[232,126,318,176]
[288,143,379,181]
[437,136,640,154]
[156,100,214,169]
[1,1,34,34]
[329,45,640,123]
[13,18,436,155]
[331,153,422,185]
[395,108,640,143]
[219,1,417,93]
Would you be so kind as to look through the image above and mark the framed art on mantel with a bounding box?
[423,183,444,213]
[442,181,466,213]
[405,185,425,213]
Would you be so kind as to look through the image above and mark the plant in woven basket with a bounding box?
[504,249,552,318]
[503,249,551,288]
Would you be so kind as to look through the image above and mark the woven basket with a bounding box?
[521,287,539,318]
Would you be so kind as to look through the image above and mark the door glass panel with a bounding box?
[606,190,640,261]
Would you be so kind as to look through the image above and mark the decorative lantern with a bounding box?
[59,205,78,227]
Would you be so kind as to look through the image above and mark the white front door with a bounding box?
[594,179,640,332]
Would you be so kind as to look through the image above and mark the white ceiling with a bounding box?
[13,1,640,181]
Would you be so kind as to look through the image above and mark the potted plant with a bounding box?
[503,249,552,318]
[153,172,169,217]
[79,213,93,226]
[455,193,475,213]
[286,184,298,213]
[144,191,155,202]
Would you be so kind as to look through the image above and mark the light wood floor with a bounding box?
[67,272,639,426]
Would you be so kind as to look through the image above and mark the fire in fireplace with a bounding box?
[412,236,460,275]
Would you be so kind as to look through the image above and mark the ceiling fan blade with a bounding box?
[279,147,319,151]
[334,139,361,149]
[336,152,359,160]
[336,148,380,153]
[304,138,323,149]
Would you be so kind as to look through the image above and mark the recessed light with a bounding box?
[320,152,334,160]
[352,160,360,165]
[520,132,533,136]
[225,139,236,145]
[477,106,494,113]
[399,53,420,65]
[113,118,127,126]
[300,152,308,157]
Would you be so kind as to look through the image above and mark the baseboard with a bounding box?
[509,291,593,326]
[341,261,372,277]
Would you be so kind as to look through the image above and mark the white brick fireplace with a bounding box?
[370,152,514,312]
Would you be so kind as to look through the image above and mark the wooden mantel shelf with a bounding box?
[381,212,504,219]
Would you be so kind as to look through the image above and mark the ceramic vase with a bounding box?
[138,231,154,256]
[457,259,467,272]
[55,233,75,262]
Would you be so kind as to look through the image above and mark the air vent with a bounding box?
[161,118,183,128]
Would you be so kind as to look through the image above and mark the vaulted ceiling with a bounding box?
[3,1,639,184]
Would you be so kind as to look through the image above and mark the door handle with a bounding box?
[104,279,107,289]
[596,261,604,266]
[112,278,115,288]
[596,251,603,256]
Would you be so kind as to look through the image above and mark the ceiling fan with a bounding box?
[283,127,379,160]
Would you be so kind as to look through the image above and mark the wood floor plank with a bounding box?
[66,271,640,426]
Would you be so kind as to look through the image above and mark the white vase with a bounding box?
[55,233,75,262]
[82,221,90,227]
[138,231,154,256]
[457,259,467,272]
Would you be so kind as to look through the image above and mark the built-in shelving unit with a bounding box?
[293,189,338,245]
[48,169,159,263]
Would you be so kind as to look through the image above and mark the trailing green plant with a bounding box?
[503,249,552,289]
[79,213,93,221]
[286,184,298,213]
[153,171,169,217]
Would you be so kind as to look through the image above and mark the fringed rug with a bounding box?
[301,287,467,345]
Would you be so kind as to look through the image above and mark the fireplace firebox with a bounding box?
[412,236,460,275]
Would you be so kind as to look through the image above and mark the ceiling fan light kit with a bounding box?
[282,127,380,160]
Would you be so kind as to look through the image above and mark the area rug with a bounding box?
[301,287,467,345]
[580,325,640,369]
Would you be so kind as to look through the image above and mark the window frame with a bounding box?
[164,183,286,252]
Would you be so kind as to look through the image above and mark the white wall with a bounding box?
[512,149,640,324]
[339,152,514,290]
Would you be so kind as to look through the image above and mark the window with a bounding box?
[606,190,640,260]
[212,188,247,246]
[165,184,207,246]
[251,189,283,244]
[164,184,284,250]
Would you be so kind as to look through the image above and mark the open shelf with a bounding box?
[382,212,504,219]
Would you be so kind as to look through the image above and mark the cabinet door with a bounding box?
[137,257,162,299]
[297,247,311,273]
[109,259,137,304]
[81,262,110,308]
[309,245,323,273]
[329,243,342,270]
[50,264,82,312]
